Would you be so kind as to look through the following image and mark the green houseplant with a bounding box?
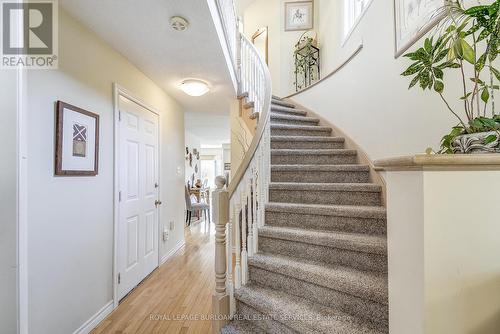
[402,0,500,153]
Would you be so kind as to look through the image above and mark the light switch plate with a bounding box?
[163,229,169,241]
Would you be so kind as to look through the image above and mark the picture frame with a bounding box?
[55,101,99,176]
[284,1,314,31]
[394,0,445,58]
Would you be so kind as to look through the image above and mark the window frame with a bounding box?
[341,0,374,46]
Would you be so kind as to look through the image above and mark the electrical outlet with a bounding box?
[163,228,169,241]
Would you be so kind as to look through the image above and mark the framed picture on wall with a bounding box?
[55,101,99,176]
[394,0,445,58]
[285,1,314,31]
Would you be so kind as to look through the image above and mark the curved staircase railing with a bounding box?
[211,1,272,332]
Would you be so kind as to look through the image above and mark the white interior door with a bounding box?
[118,95,159,300]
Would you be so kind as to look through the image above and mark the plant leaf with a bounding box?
[491,67,500,81]
[433,67,444,79]
[484,134,498,144]
[476,53,487,72]
[460,39,476,64]
[481,87,490,103]
[409,75,420,89]
[434,80,445,93]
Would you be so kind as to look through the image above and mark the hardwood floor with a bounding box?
[92,220,215,334]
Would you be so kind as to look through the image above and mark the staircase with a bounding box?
[221,97,388,334]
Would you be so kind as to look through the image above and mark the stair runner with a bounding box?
[222,98,388,334]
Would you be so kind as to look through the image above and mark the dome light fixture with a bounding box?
[179,79,210,97]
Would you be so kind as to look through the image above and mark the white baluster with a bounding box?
[247,173,254,257]
[226,219,235,316]
[234,201,241,289]
[212,176,230,333]
[259,143,266,227]
[252,165,259,252]
[240,189,248,285]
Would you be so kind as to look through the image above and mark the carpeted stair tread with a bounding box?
[271,164,372,184]
[270,113,320,124]
[266,202,386,219]
[271,149,357,156]
[249,253,388,305]
[258,225,386,255]
[269,182,382,206]
[269,182,381,192]
[271,164,370,172]
[271,135,345,143]
[271,149,358,165]
[271,99,296,108]
[235,285,385,334]
[271,124,332,132]
[271,105,308,116]
[221,320,259,334]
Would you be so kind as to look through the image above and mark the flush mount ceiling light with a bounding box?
[179,79,210,97]
[170,16,189,31]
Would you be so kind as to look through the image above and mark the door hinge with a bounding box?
[118,191,122,202]
[118,273,121,284]
[118,110,122,121]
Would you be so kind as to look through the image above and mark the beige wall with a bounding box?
[243,0,282,95]
[384,169,500,334]
[25,8,185,334]
[0,70,18,334]
[423,171,500,334]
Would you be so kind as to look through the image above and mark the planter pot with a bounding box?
[452,131,500,154]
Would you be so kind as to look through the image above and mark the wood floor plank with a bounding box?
[91,221,215,334]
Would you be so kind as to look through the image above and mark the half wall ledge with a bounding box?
[374,153,500,171]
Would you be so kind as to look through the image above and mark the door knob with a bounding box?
[155,200,162,207]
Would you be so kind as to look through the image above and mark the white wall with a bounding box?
[25,8,185,334]
[185,131,201,186]
[292,0,499,159]
[0,70,18,334]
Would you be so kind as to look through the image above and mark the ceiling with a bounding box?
[60,0,234,144]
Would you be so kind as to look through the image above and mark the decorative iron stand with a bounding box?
[295,43,320,91]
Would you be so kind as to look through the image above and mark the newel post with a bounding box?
[212,175,230,333]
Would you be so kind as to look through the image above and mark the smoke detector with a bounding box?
[170,16,189,31]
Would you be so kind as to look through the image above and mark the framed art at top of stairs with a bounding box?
[54,100,99,176]
[285,1,314,31]
[394,0,444,58]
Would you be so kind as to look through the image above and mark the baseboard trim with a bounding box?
[160,240,185,265]
[72,301,113,334]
